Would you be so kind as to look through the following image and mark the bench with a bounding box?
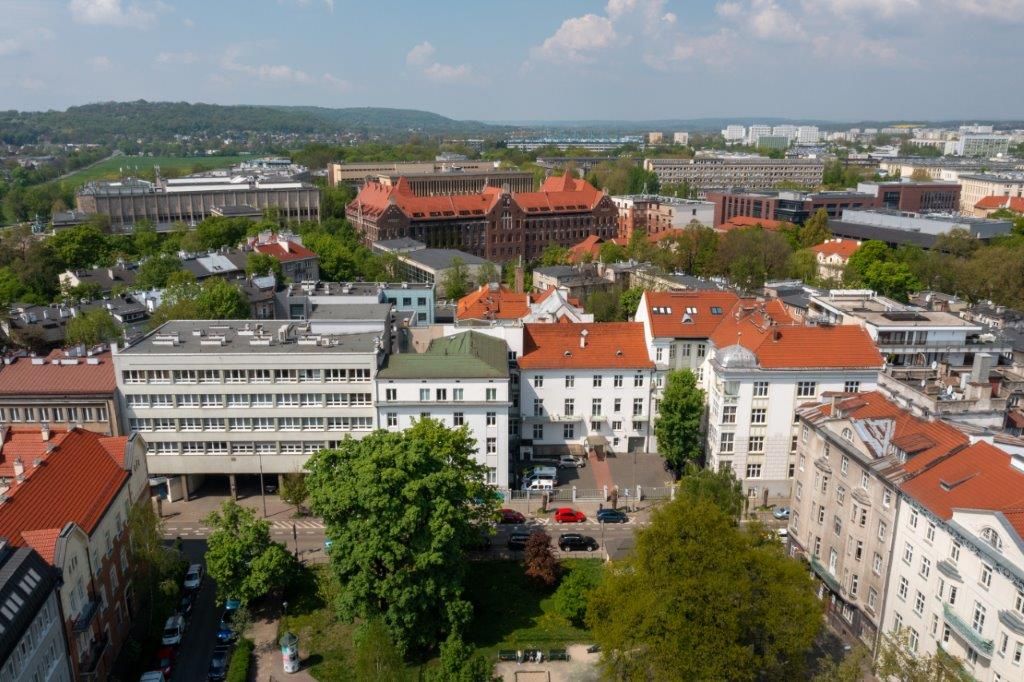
[548,649,570,661]
[498,650,518,662]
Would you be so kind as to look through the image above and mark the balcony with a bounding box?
[942,603,993,656]
[809,555,842,593]
[79,631,109,677]
[547,413,583,423]
[72,598,101,632]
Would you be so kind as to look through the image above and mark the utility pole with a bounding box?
[259,450,267,518]
[292,523,298,560]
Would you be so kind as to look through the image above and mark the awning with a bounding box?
[585,435,608,446]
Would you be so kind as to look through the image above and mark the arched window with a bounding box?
[842,427,853,442]
[981,527,1003,552]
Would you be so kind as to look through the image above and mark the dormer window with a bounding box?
[981,527,1003,552]
[842,427,853,442]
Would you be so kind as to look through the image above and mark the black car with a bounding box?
[558,533,598,552]
[178,592,195,619]
[596,508,628,524]
[506,532,531,551]
[208,645,230,681]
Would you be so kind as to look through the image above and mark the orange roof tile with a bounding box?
[810,239,861,259]
[643,290,740,339]
[900,441,1024,537]
[567,235,604,263]
[710,301,882,369]
[0,352,117,396]
[20,528,61,564]
[0,428,131,549]
[974,195,1024,212]
[519,322,654,370]
[0,429,71,478]
[456,285,530,321]
[253,239,317,262]
[720,216,786,231]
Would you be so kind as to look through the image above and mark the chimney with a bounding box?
[771,329,782,342]
[12,458,24,479]
[514,263,524,294]
[580,328,589,348]
[41,422,50,442]
[971,353,993,384]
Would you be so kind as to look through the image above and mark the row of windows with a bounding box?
[122,368,371,385]
[0,405,108,423]
[654,343,707,363]
[131,416,374,433]
[532,397,646,417]
[0,597,58,682]
[531,374,640,388]
[531,421,644,440]
[719,433,768,453]
[383,388,498,402]
[150,440,338,455]
[126,393,372,409]
[384,412,499,428]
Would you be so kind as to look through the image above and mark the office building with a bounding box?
[348,173,618,263]
[773,125,798,141]
[370,169,534,195]
[855,181,961,213]
[838,209,1012,241]
[644,157,825,191]
[611,195,715,241]
[955,134,1011,158]
[722,125,746,143]
[707,189,877,227]
[278,281,436,325]
[327,160,498,187]
[376,331,512,487]
[958,173,1024,214]
[747,125,772,146]
[672,132,689,145]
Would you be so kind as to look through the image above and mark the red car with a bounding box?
[153,646,176,677]
[554,508,586,523]
[499,508,526,524]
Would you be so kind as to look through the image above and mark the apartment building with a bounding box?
[376,331,512,488]
[519,322,655,457]
[0,545,72,682]
[248,232,320,282]
[113,319,388,499]
[611,195,715,241]
[884,441,1024,681]
[0,348,121,436]
[959,173,1024,214]
[455,284,592,326]
[644,157,825,191]
[955,134,1011,158]
[327,160,499,187]
[703,301,883,505]
[0,427,149,682]
[789,392,968,649]
[809,239,861,281]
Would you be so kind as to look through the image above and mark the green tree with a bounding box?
[66,308,120,347]
[476,260,499,286]
[442,257,471,300]
[203,499,296,605]
[788,248,819,283]
[523,530,560,587]
[598,240,627,263]
[194,216,251,250]
[843,239,891,286]
[619,286,644,319]
[675,466,744,519]
[554,562,603,626]
[132,221,162,257]
[539,244,570,267]
[304,418,498,654]
[0,267,24,307]
[874,630,971,681]
[586,488,821,680]
[863,261,921,302]
[800,209,831,247]
[933,228,980,259]
[49,225,111,270]
[585,289,622,322]
[812,645,872,682]
[279,472,308,513]
[354,618,407,681]
[245,252,283,280]
[135,254,183,289]
[321,184,357,220]
[196,278,249,319]
[715,228,792,290]
[428,633,498,682]
[654,370,706,471]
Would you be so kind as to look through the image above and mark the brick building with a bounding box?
[346,173,618,263]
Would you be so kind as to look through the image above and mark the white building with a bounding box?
[955,135,1011,158]
[114,319,388,498]
[884,440,1024,681]
[519,322,655,458]
[773,125,798,142]
[747,125,773,146]
[375,331,512,488]
[648,132,664,144]
[797,126,821,145]
[703,301,883,505]
[673,132,689,145]
[723,125,746,143]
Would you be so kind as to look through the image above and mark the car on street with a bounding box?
[773,507,791,520]
[152,646,176,678]
[216,603,239,644]
[554,508,586,523]
[506,532,531,551]
[499,508,526,524]
[161,614,185,646]
[558,533,598,552]
[596,508,628,524]
[139,672,166,682]
[558,455,585,469]
[178,592,195,620]
[183,563,204,590]
[208,645,231,681]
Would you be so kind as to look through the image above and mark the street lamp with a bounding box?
[632,449,637,512]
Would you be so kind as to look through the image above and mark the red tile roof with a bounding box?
[0,351,116,396]
[642,290,740,339]
[0,429,71,478]
[253,239,317,262]
[900,441,1024,537]
[20,528,60,564]
[810,238,861,259]
[974,195,1024,212]
[533,286,582,308]
[567,235,604,263]
[457,285,530,321]
[519,322,654,370]
[649,228,687,243]
[710,301,882,369]
[720,216,786,231]
[0,428,131,549]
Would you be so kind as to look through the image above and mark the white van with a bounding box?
[526,466,557,479]
[161,614,185,646]
[523,478,555,492]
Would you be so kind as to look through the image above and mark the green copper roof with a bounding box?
[378,331,509,379]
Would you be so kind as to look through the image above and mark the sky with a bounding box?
[1,0,1022,122]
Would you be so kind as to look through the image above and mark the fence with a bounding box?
[502,485,677,504]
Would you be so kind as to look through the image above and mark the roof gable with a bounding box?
[519,322,654,370]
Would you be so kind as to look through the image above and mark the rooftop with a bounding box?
[401,248,491,270]
[519,322,654,371]
[810,238,861,259]
[0,546,58,664]
[0,349,116,396]
[119,320,385,355]
[642,290,740,339]
[378,331,509,380]
[812,291,982,329]
[457,284,529,321]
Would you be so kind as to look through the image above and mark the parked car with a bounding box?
[773,507,791,520]
[522,478,555,492]
[596,508,628,524]
[153,646,176,678]
[178,592,195,620]
[183,563,204,590]
[161,614,185,646]
[558,455,585,469]
[554,508,586,523]
[139,672,166,682]
[208,645,231,681]
[216,603,239,644]
[506,532,531,551]
[558,533,598,552]
[499,508,526,524]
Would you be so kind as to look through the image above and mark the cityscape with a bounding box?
[2,1,1024,681]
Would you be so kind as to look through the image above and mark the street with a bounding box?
[168,540,220,682]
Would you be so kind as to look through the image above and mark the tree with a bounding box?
[598,240,627,264]
[428,633,498,682]
[539,244,570,267]
[304,419,498,654]
[66,308,120,347]
[135,254,183,289]
[203,499,295,605]
[132,221,161,257]
[245,252,283,280]
[585,288,623,322]
[812,645,871,682]
[476,260,498,286]
[843,239,891,285]
[654,370,706,471]
[279,472,308,513]
[586,489,821,680]
[0,267,24,308]
[554,562,603,626]
[523,530,560,587]
[195,277,249,319]
[799,209,831,247]
[619,286,644,319]
[933,228,980,259]
[863,260,921,302]
[910,168,934,180]
[48,225,111,270]
[874,630,970,681]
[788,248,818,283]
[441,257,471,300]
[715,228,792,291]
[354,618,406,681]
[675,466,744,519]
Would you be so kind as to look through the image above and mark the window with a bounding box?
[1015,591,1024,617]
[868,587,878,611]
[250,369,271,384]
[855,540,863,562]
[634,374,644,387]
[720,433,734,453]
[883,489,892,508]
[486,412,496,426]
[797,381,817,397]
[948,585,958,605]
[914,591,925,615]
[590,397,603,416]
[837,486,846,506]
[796,482,803,500]
[592,375,602,387]
[532,424,543,439]
[486,388,497,401]
[565,375,575,388]
[981,563,992,589]
[612,420,622,430]
[844,381,860,393]
[697,343,706,357]
[613,398,622,413]
[275,369,298,383]
[926,523,935,542]
[614,375,623,388]
[386,413,397,427]
[534,375,543,388]
[833,515,842,534]
[722,406,737,423]
[908,508,918,528]
[817,505,826,525]
[982,527,1004,552]
[972,602,986,634]
[850,574,859,598]
[878,521,887,541]
[753,381,769,397]
[436,388,447,401]
[419,388,430,402]
[1014,641,1023,665]
[903,542,914,565]
[563,424,574,439]
[950,542,961,564]
[873,553,882,575]
[486,438,497,454]
[898,577,909,600]
[908,628,919,653]
[750,408,766,424]
[632,398,643,416]
[746,463,762,478]
[564,399,575,416]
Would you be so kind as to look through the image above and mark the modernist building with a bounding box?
[347,173,619,263]
[277,281,437,325]
[327,160,498,187]
[519,322,655,458]
[789,392,969,650]
[371,169,535,195]
[0,348,121,435]
[958,173,1024,214]
[611,195,715,241]
[954,134,1012,158]
[643,156,825,191]
[0,427,149,682]
[376,331,512,488]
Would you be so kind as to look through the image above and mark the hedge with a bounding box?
[225,638,254,682]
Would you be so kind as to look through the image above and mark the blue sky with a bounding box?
[1,0,1022,121]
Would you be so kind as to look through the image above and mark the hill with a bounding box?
[0,100,504,144]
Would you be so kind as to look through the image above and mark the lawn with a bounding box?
[59,154,251,187]
[278,559,599,680]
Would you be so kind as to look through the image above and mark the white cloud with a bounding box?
[68,0,161,28]
[406,41,435,67]
[405,41,480,84]
[946,0,1024,18]
[182,17,195,28]
[156,50,199,65]
[19,76,46,90]
[532,14,617,63]
[0,38,25,58]
[0,28,55,59]
[90,55,113,70]
[221,47,312,83]
[322,72,351,92]
[812,0,920,16]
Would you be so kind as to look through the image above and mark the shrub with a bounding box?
[226,638,254,682]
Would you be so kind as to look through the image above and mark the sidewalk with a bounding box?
[159,489,308,525]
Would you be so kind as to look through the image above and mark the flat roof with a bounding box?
[401,249,490,269]
[307,303,393,321]
[120,320,385,354]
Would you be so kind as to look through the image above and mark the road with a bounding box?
[169,540,220,682]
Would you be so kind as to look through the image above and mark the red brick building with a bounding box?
[346,173,618,262]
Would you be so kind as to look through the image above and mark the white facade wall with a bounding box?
[0,590,71,682]
[375,377,511,488]
[883,503,1024,681]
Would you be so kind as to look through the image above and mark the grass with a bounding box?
[58,154,251,187]
[278,559,599,679]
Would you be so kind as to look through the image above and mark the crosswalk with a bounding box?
[163,519,324,538]
[271,520,324,530]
